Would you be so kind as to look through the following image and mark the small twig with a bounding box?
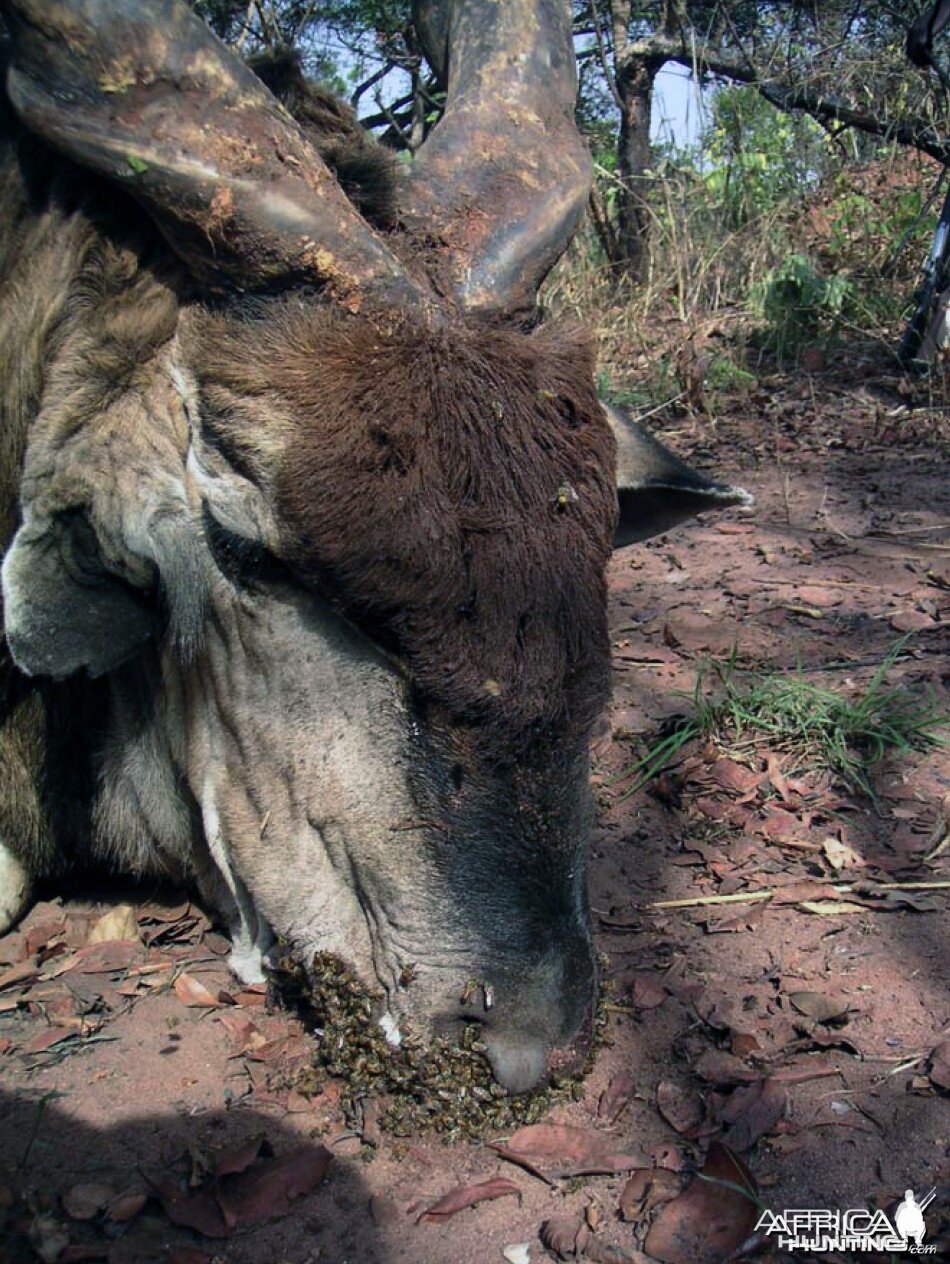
[645,880,950,911]
[924,833,950,862]
[632,391,687,426]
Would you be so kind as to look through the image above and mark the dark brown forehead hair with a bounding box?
[196,306,618,738]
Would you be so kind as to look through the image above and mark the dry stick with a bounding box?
[644,881,950,911]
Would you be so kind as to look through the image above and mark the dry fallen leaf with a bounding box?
[585,1241,640,1264]
[214,1135,265,1178]
[174,973,221,1009]
[926,1039,950,1092]
[61,940,144,975]
[644,1141,759,1264]
[106,1188,148,1223]
[21,1027,77,1056]
[599,1073,636,1124]
[63,1181,115,1221]
[540,1212,590,1257]
[417,1176,521,1223]
[656,1081,705,1136]
[619,1168,683,1222]
[821,837,865,873]
[166,1249,214,1264]
[154,1142,332,1237]
[87,905,140,946]
[764,754,793,805]
[492,1124,646,1181]
[214,1144,332,1231]
[629,975,667,1010]
[692,1050,759,1087]
[788,991,851,1024]
[720,1079,787,1152]
[28,1213,70,1264]
[798,899,869,916]
[502,1246,532,1264]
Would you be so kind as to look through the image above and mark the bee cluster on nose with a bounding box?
[270,951,599,1140]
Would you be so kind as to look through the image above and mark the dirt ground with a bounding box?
[1,358,948,1264]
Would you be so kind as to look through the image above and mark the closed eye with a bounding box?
[202,503,291,587]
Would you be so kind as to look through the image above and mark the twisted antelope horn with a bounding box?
[1,0,433,316]
[404,0,592,317]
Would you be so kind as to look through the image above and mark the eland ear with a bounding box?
[2,510,155,680]
[605,403,753,547]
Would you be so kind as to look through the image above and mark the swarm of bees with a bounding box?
[272,951,610,1142]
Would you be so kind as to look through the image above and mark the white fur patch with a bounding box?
[228,939,267,985]
[0,842,32,935]
[379,1012,402,1047]
[199,773,275,986]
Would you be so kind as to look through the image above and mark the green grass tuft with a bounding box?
[618,640,948,799]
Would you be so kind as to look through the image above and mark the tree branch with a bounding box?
[615,34,950,163]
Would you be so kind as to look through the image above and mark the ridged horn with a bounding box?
[403,0,592,316]
[1,0,433,315]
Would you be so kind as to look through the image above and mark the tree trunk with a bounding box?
[614,53,658,284]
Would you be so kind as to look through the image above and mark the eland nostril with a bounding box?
[482,1031,549,1094]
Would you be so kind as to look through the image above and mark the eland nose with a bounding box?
[476,963,597,1094]
[482,1031,549,1094]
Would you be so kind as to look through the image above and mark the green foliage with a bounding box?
[754,251,855,354]
[702,85,831,228]
[619,642,948,800]
[597,361,677,412]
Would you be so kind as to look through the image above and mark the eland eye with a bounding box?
[202,504,289,587]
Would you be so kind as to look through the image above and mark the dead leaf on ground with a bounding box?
[644,1141,760,1264]
[214,1144,333,1232]
[174,973,221,1009]
[619,1168,683,1222]
[216,1011,262,1056]
[756,808,804,843]
[106,1189,148,1223]
[63,1182,115,1221]
[599,1073,636,1124]
[27,1213,70,1264]
[764,754,795,806]
[656,1081,705,1136]
[703,904,766,935]
[874,890,941,912]
[720,1079,787,1152]
[416,1176,521,1223]
[769,879,840,906]
[21,1027,78,1056]
[213,1135,265,1178]
[166,1249,214,1264]
[692,1051,759,1087]
[821,837,866,873]
[708,758,761,796]
[502,1246,532,1264]
[693,995,750,1037]
[540,1212,590,1258]
[58,940,145,976]
[0,961,41,992]
[87,906,140,946]
[798,899,870,916]
[151,1179,227,1238]
[154,1143,332,1237]
[492,1124,646,1182]
[629,976,667,1010]
[788,991,851,1024]
[926,1040,950,1092]
[584,1240,639,1263]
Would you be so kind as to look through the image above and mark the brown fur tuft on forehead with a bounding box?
[198,310,618,734]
